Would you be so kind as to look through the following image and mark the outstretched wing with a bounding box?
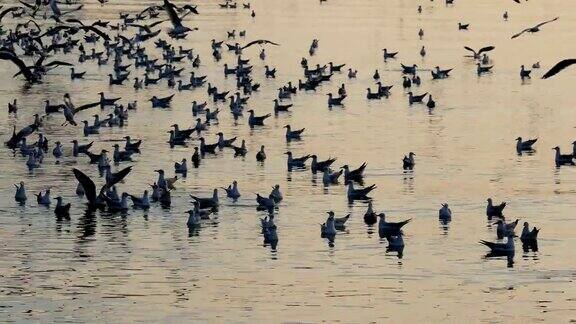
[149,19,166,28]
[0,50,35,81]
[477,46,495,54]
[44,60,73,68]
[535,17,559,28]
[73,101,100,114]
[65,18,85,25]
[80,25,110,41]
[182,4,199,14]
[511,28,530,39]
[127,23,152,33]
[542,59,576,79]
[0,7,21,23]
[164,0,182,28]
[107,166,132,188]
[18,1,36,10]
[242,39,280,49]
[463,46,476,54]
[73,168,97,205]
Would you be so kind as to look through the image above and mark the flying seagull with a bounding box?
[463,46,495,59]
[242,39,280,49]
[511,17,559,39]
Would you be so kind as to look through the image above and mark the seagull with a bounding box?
[274,99,292,113]
[382,48,398,60]
[285,151,310,169]
[248,110,271,126]
[495,218,518,240]
[129,190,150,209]
[256,193,275,210]
[174,159,188,174]
[342,163,367,182]
[401,64,418,75]
[553,146,575,166]
[242,39,279,49]
[426,95,436,109]
[262,219,278,244]
[520,222,540,241]
[347,69,357,78]
[408,92,427,104]
[439,203,452,221]
[511,17,559,39]
[163,0,195,37]
[464,46,495,59]
[149,94,174,108]
[378,213,410,235]
[192,147,200,168]
[113,144,134,162]
[520,65,531,79]
[284,125,305,140]
[232,140,248,157]
[52,141,63,158]
[73,167,131,209]
[327,93,346,107]
[327,211,350,228]
[54,197,71,219]
[269,185,283,203]
[323,168,342,185]
[222,181,241,199]
[476,63,493,75]
[321,212,337,237]
[480,234,515,253]
[347,181,376,200]
[311,155,336,173]
[217,132,237,148]
[186,209,201,228]
[190,189,219,209]
[35,188,51,206]
[402,152,415,170]
[516,137,537,152]
[199,137,218,155]
[256,145,266,162]
[486,198,506,218]
[364,201,377,225]
[72,140,93,157]
[14,181,27,203]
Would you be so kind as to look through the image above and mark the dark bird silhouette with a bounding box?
[542,59,576,79]
[242,39,279,49]
[73,167,131,209]
[511,17,559,39]
[0,50,37,82]
[486,198,506,218]
[463,46,495,59]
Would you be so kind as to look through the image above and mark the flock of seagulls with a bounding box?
[1,0,571,266]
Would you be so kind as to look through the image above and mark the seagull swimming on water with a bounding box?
[486,198,506,218]
[516,137,537,152]
[347,181,376,200]
[439,203,452,221]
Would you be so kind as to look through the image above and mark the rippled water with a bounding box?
[1,0,576,322]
